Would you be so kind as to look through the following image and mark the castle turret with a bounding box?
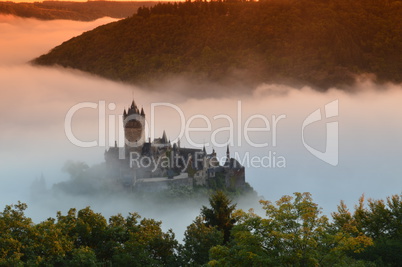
[224,145,231,167]
[161,130,168,144]
[123,99,145,146]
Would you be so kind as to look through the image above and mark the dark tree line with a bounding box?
[0,1,156,21]
[34,0,402,91]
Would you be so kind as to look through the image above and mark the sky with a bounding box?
[0,14,401,238]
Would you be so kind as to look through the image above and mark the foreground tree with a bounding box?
[56,206,179,265]
[334,194,402,266]
[0,202,33,265]
[113,217,179,266]
[201,190,237,243]
[181,191,235,265]
[1,193,400,266]
[209,192,373,266]
[182,216,224,266]
[0,202,180,266]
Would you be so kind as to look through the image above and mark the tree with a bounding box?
[208,209,274,266]
[62,160,89,180]
[209,192,373,266]
[65,246,98,266]
[180,191,236,266]
[2,193,399,266]
[332,199,374,254]
[28,218,73,265]
[74,207,108,258]
[112,217,179,266]
[182,216,224,266]
[260,192,335,265]
[0,202,32,266]
[201,191,237,243]
[335,194,402,266]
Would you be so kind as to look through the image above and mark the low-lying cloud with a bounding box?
[0,15,401,239]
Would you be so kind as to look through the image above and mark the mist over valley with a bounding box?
[0,10,401,265]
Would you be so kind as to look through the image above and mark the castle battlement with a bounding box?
[105,99,245,192]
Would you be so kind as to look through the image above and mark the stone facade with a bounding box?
[104,99,246,192]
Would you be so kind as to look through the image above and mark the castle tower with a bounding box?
[123,99,145,147]
[224,145,231,167]
[161,130,168,144]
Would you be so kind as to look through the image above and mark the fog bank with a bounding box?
[0,15,401,238]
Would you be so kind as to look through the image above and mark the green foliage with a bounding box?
[34,0,402,90]
[0,203,178,266]
[201,191,237,243]
[182,216,224,266]
[0,202,32,266]
[1,193,401,265]
[112,217,179,266]
[333,194,402,266]
[207,172,227,191]
[180,191,235,265]
[208,193,374,266]
[65,247,98,267]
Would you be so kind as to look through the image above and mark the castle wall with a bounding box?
[194,170,207,186]
[225,167,245,190]
[106,100,247,193]
[134,173,193,192]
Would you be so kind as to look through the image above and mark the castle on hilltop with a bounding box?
[104,99,245,192]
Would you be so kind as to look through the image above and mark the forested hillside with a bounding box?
[34,0,402,90]
[0,1,155,21]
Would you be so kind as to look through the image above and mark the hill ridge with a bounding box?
[33,0,402,90]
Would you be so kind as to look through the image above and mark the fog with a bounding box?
[1,15,401,240]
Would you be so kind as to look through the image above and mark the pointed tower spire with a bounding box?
[203,145,206,154]
[140,107,145,116]
[162,130,167,143]
[224,144,231,167]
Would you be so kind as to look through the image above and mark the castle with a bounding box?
[104,99,245,192]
